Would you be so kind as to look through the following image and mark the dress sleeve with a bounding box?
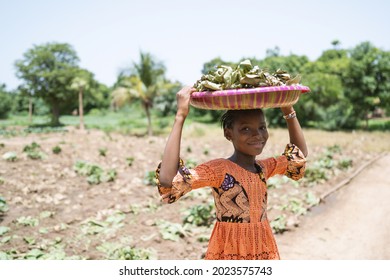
[259,143,306,181]
[155,159,223,204]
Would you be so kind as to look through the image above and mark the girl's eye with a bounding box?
[260,126,267,130]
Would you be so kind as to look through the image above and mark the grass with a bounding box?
[1,109,389,142]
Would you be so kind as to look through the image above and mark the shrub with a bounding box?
[52,146,62,154]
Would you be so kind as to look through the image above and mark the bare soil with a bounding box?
[276,154,390,259]
[0,126,389,260]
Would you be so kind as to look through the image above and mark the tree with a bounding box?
[70,74,89,130]
[0,84,13,119]
[111,52,166,136]
[345,42,390,128]
[15,42,80,126]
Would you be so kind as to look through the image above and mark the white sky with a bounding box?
[1,0,389,90]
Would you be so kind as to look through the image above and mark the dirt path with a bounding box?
[275,153,390,260]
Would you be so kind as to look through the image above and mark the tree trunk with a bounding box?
[144,103,153,136]
[28,96,33,124]
[79,88,85,130]
[51,102,61,126]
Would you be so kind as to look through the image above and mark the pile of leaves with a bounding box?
[194,59,301,92]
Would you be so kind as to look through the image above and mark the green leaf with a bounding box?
[0,226,10,236]
[2,151,17,162]
[23,236,36,245]
[24,248,45,259]
[1,236,12,244]
[0,251,12,260]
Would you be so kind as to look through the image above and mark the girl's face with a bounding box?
[224,110,269,156]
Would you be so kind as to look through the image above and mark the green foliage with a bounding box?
[305,191,320,207]
[16,216,39,227]
[2,151,18,162]
[73,160,117,184]
[97,242,154,260]
[0,84,13,119]
[0,226,10,236]
[345,42,390,127]
[144,170,157,186]
[0,197,9,213]
[337,158,353,170]
[23,142,46,160]
[14,42,80,125]
[14,43,107,125]
[198,42,389,131]
[52,145,62,154]
[183,202,215,227]
[81,212,125,235]
[303,145,353,186]
[156,220,191,241]
[126,157,134,167]
[286,198,307,215]
[99,148,107,157]
[270,215,287,234]
[185,158,197,169]
[112,51,167,136]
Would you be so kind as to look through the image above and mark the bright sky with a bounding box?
[1,0,389,91]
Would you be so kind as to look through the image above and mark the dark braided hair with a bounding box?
[220,109,265,129]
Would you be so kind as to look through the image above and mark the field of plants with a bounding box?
[1,119,389,260]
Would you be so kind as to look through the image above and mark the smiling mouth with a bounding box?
[248,142,265,147]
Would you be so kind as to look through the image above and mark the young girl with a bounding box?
[156,86,308,260]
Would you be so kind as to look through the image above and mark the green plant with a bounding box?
[0,226,10,236]
[185,158,197,169]
[305,191,320,207]
[81,212,125,235]
[97,242,154,260]
[74,161,117,184]
[183,202,215,227]
[338,158,353,170]
[23,142,46,160]
[23,142,40,152]
[15,216,39,227]
[2,151,17,162]
[144,171,157,186]
[0,197,8,213]
[270,215,287,234]
[156,220,191,241]
[287,198,307,215]
[52,146,62,154]
[99,148,107,157]
[126,157,134,167]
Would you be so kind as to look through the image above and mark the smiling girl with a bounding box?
[156,86,308,260]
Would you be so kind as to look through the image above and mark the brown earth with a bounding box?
[0,126,389,260]
[276,153,390,259]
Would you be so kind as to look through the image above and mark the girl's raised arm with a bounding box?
[281,106,308,157]
[158,86,196,187]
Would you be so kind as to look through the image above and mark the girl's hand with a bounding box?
[176,86,196,118]
[280,105,295,115]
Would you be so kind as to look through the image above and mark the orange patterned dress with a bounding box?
[156,144,306,260]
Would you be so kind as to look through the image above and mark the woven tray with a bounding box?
[190,85,310,110]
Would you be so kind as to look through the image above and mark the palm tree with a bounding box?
[111,52,165,136]
[71,76,89,130]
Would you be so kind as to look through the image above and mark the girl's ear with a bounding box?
[224,128,232,141]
